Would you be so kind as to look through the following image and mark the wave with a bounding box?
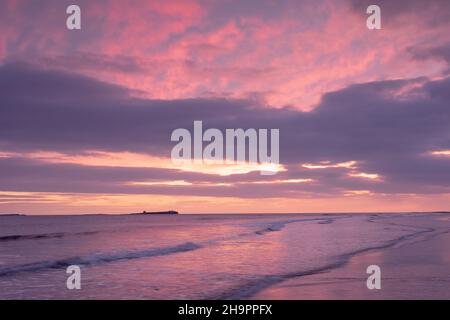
[254,221,287,235]
[317,218,334,224]
[213,217,436,299]
[254,216,338,235]
[0,231,98,242]
[0,215,345,279]
[0,217,333,277]
[0,242,201,277]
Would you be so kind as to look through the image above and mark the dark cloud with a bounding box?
[39,53,150,75]
[348,0,450,26]
[0,156,396,198]
[408,43,450,74]
[1,62,450,197]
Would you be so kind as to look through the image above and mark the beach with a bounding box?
[0,213,449,299]
[252,221,450,299]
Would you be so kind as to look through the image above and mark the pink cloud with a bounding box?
[1,0,449,109]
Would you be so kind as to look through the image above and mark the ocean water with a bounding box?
[0,213,449,299]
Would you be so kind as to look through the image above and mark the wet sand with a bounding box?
[251,229,450,299]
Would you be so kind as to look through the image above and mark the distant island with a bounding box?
[130,210,179,215]
[0,214,26,217]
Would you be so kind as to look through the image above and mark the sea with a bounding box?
[0,212,449,299]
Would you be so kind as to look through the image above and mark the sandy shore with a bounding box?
[250,230,450,299]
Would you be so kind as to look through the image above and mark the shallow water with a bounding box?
[0,213,448,299]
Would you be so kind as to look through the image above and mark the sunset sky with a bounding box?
[1,0,450,214]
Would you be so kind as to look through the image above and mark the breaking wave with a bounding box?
[0,242,201,277]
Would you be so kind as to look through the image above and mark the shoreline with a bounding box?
[250,228,450,300]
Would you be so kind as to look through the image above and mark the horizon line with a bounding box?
[1,211,449,217]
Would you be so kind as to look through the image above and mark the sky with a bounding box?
[1,0,450,214]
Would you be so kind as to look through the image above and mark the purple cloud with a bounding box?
[1,62,450,198]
